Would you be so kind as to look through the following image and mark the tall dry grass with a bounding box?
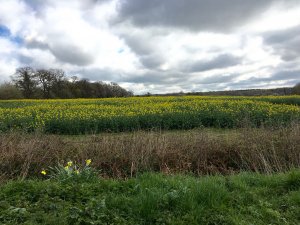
[0,124,299,181]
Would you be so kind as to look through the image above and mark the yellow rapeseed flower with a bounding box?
[75,170,80,174]
[67,161,73,167]
[41,170,47,175]
[85,159,92,166]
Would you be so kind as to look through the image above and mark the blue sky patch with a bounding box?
[11,36,23,45]
[0,24,23,45]
[0,25,11,37]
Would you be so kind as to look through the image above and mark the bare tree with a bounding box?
[35,69,66,98]
[10,67,132,99]
[12,67,37,98]
[49,69,66,98]
[36,69,55,98]
[293,82,300,95]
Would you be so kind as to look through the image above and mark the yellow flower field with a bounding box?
[0,96,299,134]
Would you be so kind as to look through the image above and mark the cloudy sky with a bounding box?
[0,0,300,94]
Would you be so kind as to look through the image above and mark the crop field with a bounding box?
[0,96,299,134]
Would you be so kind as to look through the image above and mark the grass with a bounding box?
[1,124,299,181]
[1,171,300,224]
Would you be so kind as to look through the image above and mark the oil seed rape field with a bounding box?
[0,96,299,134]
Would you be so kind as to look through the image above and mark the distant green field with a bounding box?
[0,96,299,134]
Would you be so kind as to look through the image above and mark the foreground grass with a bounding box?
[1,171,300,225]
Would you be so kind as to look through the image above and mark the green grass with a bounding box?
[1,171,300,224]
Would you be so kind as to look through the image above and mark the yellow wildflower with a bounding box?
[64,166,69,170]
[67,161,73,167]
[85,159,92,166]
[41,170,47,175]
[75,170,80,174]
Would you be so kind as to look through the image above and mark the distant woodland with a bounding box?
[0,67,133,99]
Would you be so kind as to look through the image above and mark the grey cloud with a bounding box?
[120,32,166,69]
[70,68,120,81]
[124,73,163,84]
[115,0,293,32]
[139,55,164,69]
[124,71,188,85]
[18,54,34,65]
[121,33,154,55]
[144,69,299,93]
[25,39,49,50]
[264,25,300,61]
[189,83,231,92]
[123,70,238,87]
[272,70,300,81]
[227,82,275,90]
[24,0,49,11]
[49,43,95,66]
[23,36,95,66]
[227,70,300,89]
[227,79,296,90]
[189,70,298,91]
[264,26,300,43]
[183,54,241,73]
[123,71,239,94]
[196,74,239,84]
[246,70,300,83]
[24,0,111,11]
[79,0,113,7]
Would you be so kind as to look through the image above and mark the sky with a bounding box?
[0,0,300,94]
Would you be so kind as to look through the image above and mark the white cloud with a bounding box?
[0,0,299,94]
[0,38,19,82]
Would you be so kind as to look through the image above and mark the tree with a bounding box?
[36,69,55,98]
[0,82,23,99]
[36,69,67,98]
[12,67,37,98]
[292,82,300,95]
[109,82,132,97]
[9,67,132,99]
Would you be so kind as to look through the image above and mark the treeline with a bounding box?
[0,67,133,99]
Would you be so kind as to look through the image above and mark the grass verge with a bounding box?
[1,171,300,224]
[1,125,300,180]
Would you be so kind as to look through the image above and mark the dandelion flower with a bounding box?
[41,170,47,175]
[85,159,92,166]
